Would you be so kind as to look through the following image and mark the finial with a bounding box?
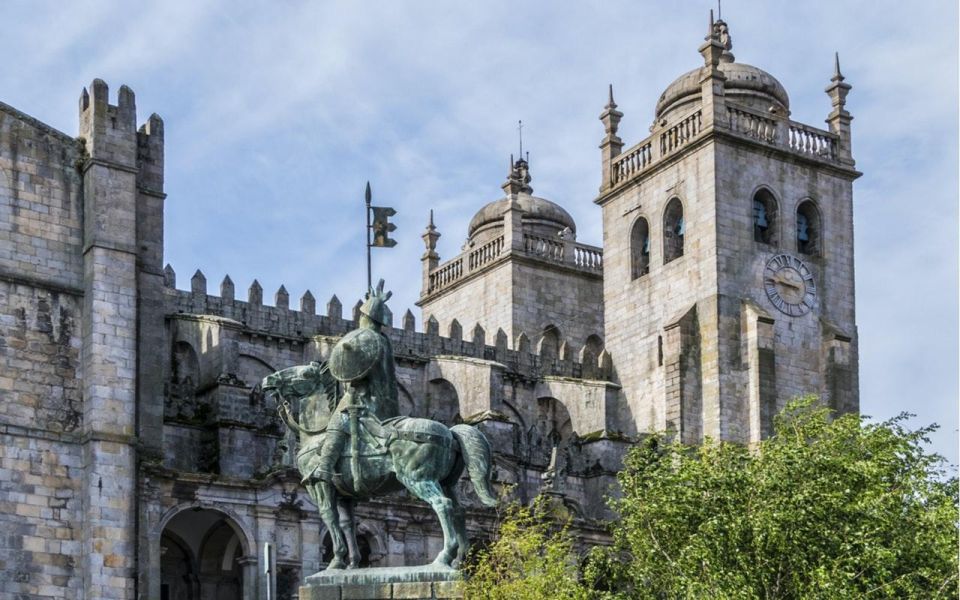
[365,181,372,203]
[422,208,441,256]
[606,84,616,109]
[832,51,845,82]
[518,120,524,160]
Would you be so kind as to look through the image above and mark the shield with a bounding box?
[329,328,383,382]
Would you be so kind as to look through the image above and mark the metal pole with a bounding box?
[365,181,372,293]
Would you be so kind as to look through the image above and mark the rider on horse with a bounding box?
[310,279,399,484]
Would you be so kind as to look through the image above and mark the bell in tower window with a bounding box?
[663,198,685,263]
[796,200,821,256]
[631,217,651,278]
[753,189,778,245]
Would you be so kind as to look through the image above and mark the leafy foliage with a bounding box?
[589,397,959,599]
[464,496,590,600]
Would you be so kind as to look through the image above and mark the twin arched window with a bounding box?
[629,198,684,278]
[752,189,821,256]
[629,192,820,279]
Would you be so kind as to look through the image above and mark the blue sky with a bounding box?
[2,1,956,464]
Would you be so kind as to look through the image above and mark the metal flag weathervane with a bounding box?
[365,181,397,292]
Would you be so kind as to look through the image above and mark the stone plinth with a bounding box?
[300,565,463,600]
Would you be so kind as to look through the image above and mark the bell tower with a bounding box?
[596,16,861,443]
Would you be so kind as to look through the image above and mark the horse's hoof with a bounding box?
[431,553,455,568]
[326,558,347,570]
[346,561,359,570]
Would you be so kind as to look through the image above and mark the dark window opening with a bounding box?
[630,217,651,278]
[753,189,778,245]
[663,198,685,263]
[796,200,820,256]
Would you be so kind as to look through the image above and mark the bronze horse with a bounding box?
[261,362,498,569]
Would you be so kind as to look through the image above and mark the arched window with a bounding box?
[663,198,684,263]
[753,188,778,245]
[796,200,821,256]
[630,217,650,278]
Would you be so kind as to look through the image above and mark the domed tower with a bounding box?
[596,16,860,443]
[417,156,603,358]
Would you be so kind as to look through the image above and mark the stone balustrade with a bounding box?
[425,233,603,297]
[788,122,837,160]
[660,109,703,156]
[609,102,842,190]
[467,235,504,270]
[727,105,778,143]
[428,257,463,293]
[523,233,565,262]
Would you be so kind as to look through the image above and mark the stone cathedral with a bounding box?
[0,19,859,600]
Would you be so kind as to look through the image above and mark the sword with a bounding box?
[348,391,368,496]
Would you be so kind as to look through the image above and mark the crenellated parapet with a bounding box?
[164,266,612,382]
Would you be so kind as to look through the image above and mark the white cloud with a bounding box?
[2,0,955,463]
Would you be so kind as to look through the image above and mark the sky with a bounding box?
[1,1,956,465]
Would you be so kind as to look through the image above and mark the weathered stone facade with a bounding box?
[0,19,858,600]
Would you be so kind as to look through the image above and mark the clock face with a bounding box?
[763,254,817,316]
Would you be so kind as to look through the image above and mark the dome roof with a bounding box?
[655,60,790,119]
[468,193,576,238]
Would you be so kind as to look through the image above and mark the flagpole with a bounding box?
[365,181,372,293]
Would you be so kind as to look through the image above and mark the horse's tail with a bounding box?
[449,424,499,507]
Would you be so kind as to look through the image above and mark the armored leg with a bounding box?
[314,424,347,483]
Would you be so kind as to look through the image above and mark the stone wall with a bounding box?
[418,260,517,343]
[600,141,718,439]
[0,102,87,598]
[599,92,859,444]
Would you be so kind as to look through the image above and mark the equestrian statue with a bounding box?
[260,280,498,570]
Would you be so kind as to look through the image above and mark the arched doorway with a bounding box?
[161,508,250,600]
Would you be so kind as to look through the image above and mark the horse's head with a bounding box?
[261,361,328,402]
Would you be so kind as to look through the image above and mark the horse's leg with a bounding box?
[398,476,458,566]
[337,497,360,569]
[443,483,469,568]
[316,481,348,569]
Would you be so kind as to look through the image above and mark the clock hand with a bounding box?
[772,275,801,290]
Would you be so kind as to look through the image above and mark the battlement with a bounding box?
[164,266,611,381]
[79,79,164,171]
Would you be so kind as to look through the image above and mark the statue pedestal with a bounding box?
[299,564,463,600]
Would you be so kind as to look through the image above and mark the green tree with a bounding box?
[464,496,590,600]
[588,397,959,599]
